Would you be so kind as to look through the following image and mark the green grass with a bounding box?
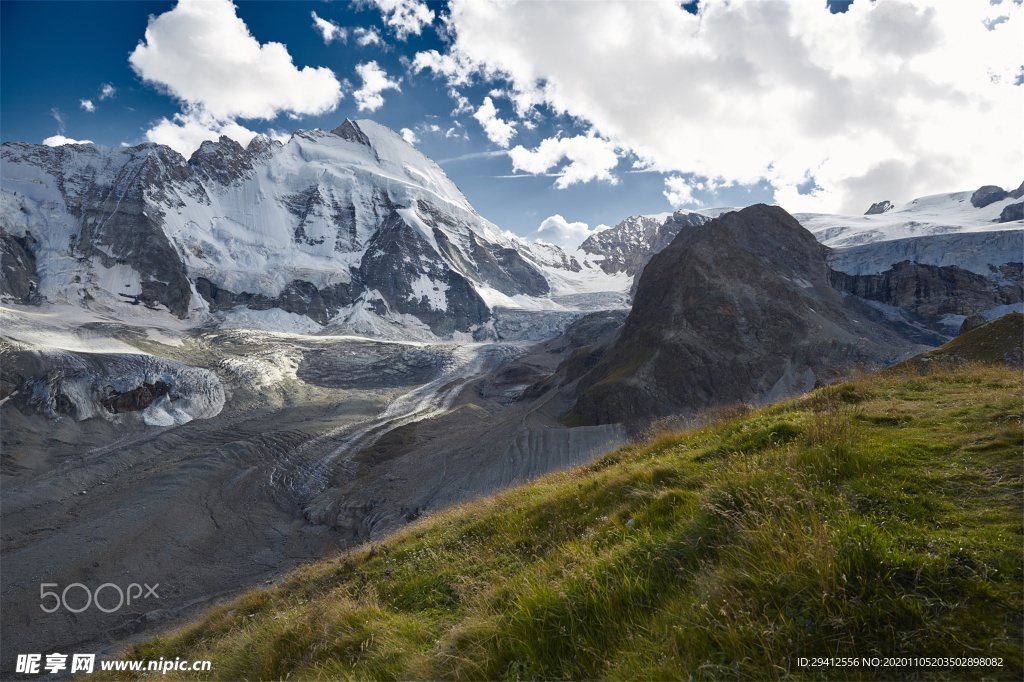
[105,363,1023,681]
[894,313,1023,369]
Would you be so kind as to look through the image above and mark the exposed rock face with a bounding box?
[101,381,170,414]
[0,231,40,304]
[997,202,1023,223]
[71,149,195,317]
[865,200,893,215]
[564,205,921,427]
[579,211,708,276]
[580,215,663,275]
[194,277,358,326]
[830,261,1023,327]
[971,185,1009,208]
[1009,181,1024,200]
[188,135,273,186]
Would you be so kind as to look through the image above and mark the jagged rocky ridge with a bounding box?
[579,211,708,277]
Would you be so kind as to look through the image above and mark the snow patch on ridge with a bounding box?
[408,274,449,311]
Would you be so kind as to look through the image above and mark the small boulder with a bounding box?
[959,314,987,335]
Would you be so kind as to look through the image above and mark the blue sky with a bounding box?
[2,0,1020,247]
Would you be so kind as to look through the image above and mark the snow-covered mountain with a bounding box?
[0,120,620,339]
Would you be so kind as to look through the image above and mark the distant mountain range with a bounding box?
[2,119,1021,342]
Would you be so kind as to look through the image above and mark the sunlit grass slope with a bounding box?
[108,363,1022,681]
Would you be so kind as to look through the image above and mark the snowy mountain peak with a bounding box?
[332,118,373,146]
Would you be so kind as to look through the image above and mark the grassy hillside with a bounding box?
[894,312,1023,370]
[107,363,1022,681]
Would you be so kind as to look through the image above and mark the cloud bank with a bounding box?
[416,0,1023,213]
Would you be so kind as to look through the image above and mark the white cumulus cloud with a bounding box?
[43,135,93,147]
[367,0,434,40]
[129,0,342,156]
[144,114,262,158]
[99,83,116,99]
[353,26,383,47]
[80,99,96,113]
[400,127,419,145]
[415,0,1024,213]
[353,61,400,112]
[509,135,620,189]
[472,97,516,148]
[311,11,346,44]
[527,214,608,251]
[663,176,702,208]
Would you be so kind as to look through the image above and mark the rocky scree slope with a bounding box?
[563,204,925,427]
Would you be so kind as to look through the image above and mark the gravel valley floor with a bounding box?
[0,306,625,668]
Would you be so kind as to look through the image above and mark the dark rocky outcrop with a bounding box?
[467,232,550,297]
[830,261,1023,325]
[195,277,359,326]
[101,381,171,414]
[0,231,41,305]
[970,185,1009,208]
[997,202,1023,223]
[358,213,489,336]
[959,314,987,335]
[563,205,922,428]
[865,200,893,215]
[188,135,271,186]
[332,118,373,147]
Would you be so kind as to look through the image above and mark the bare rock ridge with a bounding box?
[579,210,708,276]
[830,260,1022,330]
[0,231,40,304]
[865,200,893,215]
[562,204,927,427]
